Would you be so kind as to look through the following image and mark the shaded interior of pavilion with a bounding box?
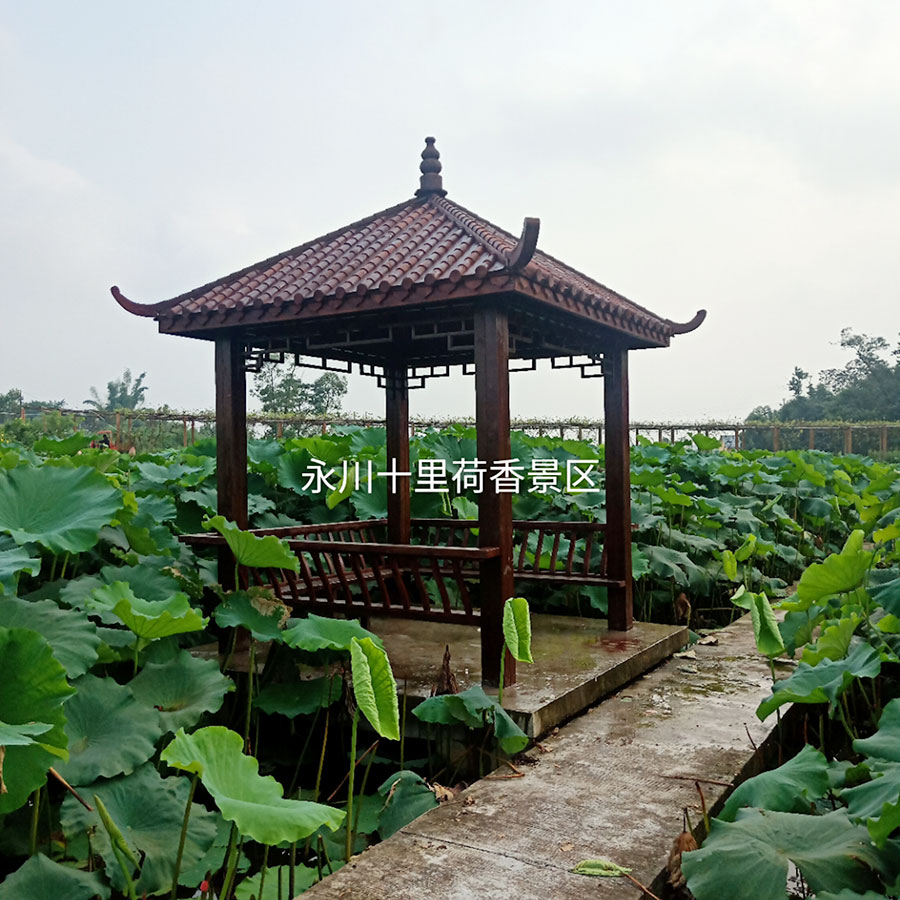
[113,137,704,708]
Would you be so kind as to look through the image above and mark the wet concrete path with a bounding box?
[304,614,784,899]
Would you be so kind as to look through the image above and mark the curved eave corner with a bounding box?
[666,309,707,336]
[111,285,182,319]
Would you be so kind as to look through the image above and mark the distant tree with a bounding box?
[85,369,148,411]
[748,330,900,422]
[0,388,24,419]
[252,363,347,417]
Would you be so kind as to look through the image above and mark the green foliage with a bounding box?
[281,613,383,652]
[204,515,300,572]
[54,674,162,784]
[0,626,74,813]
[61,763,218,897]
[128,650,234,733]
[350,637,400,741]
[683,809,890,899]
[161,726,345,844]
[86,581,207,642]
[0,853,111,900]
[376,771,439,839]
[0,465,121,553]
[253,676,342,718]
[84,369,148,412]
[502,596,534,663]
[412,685,529,755]
[572,858,633,876]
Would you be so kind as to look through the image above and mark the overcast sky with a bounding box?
[2,1,899,423]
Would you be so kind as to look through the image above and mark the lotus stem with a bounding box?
[497,650,506,706]
[353,740,378,838]
[346,707,359,863]
[244,641,256,749]
[257,845,270,899]
[219,822,240,900]
[400,681,407,770]
[29,787,40,856]
[170,773,198,900]
[59,552,70,580]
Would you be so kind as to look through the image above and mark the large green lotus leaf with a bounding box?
[282,614,384,652]
[855,700,900,763]
[234,865,318,899]
[802,615,860,665]
[61,562,182,616]
[0,595,101,677]
[757,641,881,720]
[33,433,93,455]
[779,606,825,656]
[0,544,41,594]
[642,545,710,592]
[254,675,342,718]
[350,637,400,740]
[719,745,830,822]
[870,573,900,618]
[0,465,121,553]
[86,581,207,640]
[841,760,900,846]
[54,674,161,784]
[749,592,785,658]
[135,457,215,486]
[412,685,528,754]
[377,770,438,839]
[794,531,873,608]
[61,763,218,897]
[682,809,888,899]
[203,515,299,572]
[502,596,534,663]
[0,626,75,813]
[213,588,290,641]
[128,650,234,733]
[161,726,344,844]
[0,853,110,900]
[816,892,894,900]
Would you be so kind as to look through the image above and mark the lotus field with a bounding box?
[1,426,900,898]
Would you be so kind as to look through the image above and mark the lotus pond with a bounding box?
[1,426,899,899]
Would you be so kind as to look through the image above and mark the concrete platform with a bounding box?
[371,614,688,738]
[304,614,788,900]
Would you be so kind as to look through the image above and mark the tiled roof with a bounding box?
[112,141,704,347]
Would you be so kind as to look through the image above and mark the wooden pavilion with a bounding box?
[113,138,704,687]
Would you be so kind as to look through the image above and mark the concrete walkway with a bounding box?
[305,614,785,899]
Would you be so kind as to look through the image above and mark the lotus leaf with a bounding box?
[350,636,400,740]
[86,581,207,641]
[0,853,110,900]
[757,641,881,720]
[0,465,121,553]
[204,515,299,572]
[0,544,41,594]
[61,763,218,897]
[0,719,53,746]
[213,588,290,641]
[254,675,342,718]
[412,685,528,754]
[748,592,785,658]
[54,674,161,784]
[377,770,438,839]
[683,809,890,899]
[794,530,873,608]
[719,744,830,822]
[129,650,234,733]
[502,597,534,663]
[0,626,74,814]
[161,726,344,844]
[282,613,383,652]
[802,615,860,665]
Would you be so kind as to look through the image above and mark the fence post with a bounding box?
[881,425,888,455]
[808,427,815,450]
[772,426,780,452]
[182,417,188,447]
[19,406,25,421]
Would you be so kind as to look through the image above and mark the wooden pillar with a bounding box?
[216,336,248,588]
[808,427,815,450]
[385,364,411,544]
[882,425,889,455]
[603,347,633,632]
[475,303,515,688]
[844,427,853,455]
[772,426,780,452]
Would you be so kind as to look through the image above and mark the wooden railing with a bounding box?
[181,516,623,625]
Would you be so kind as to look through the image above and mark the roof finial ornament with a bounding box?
[416,136,447,197]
